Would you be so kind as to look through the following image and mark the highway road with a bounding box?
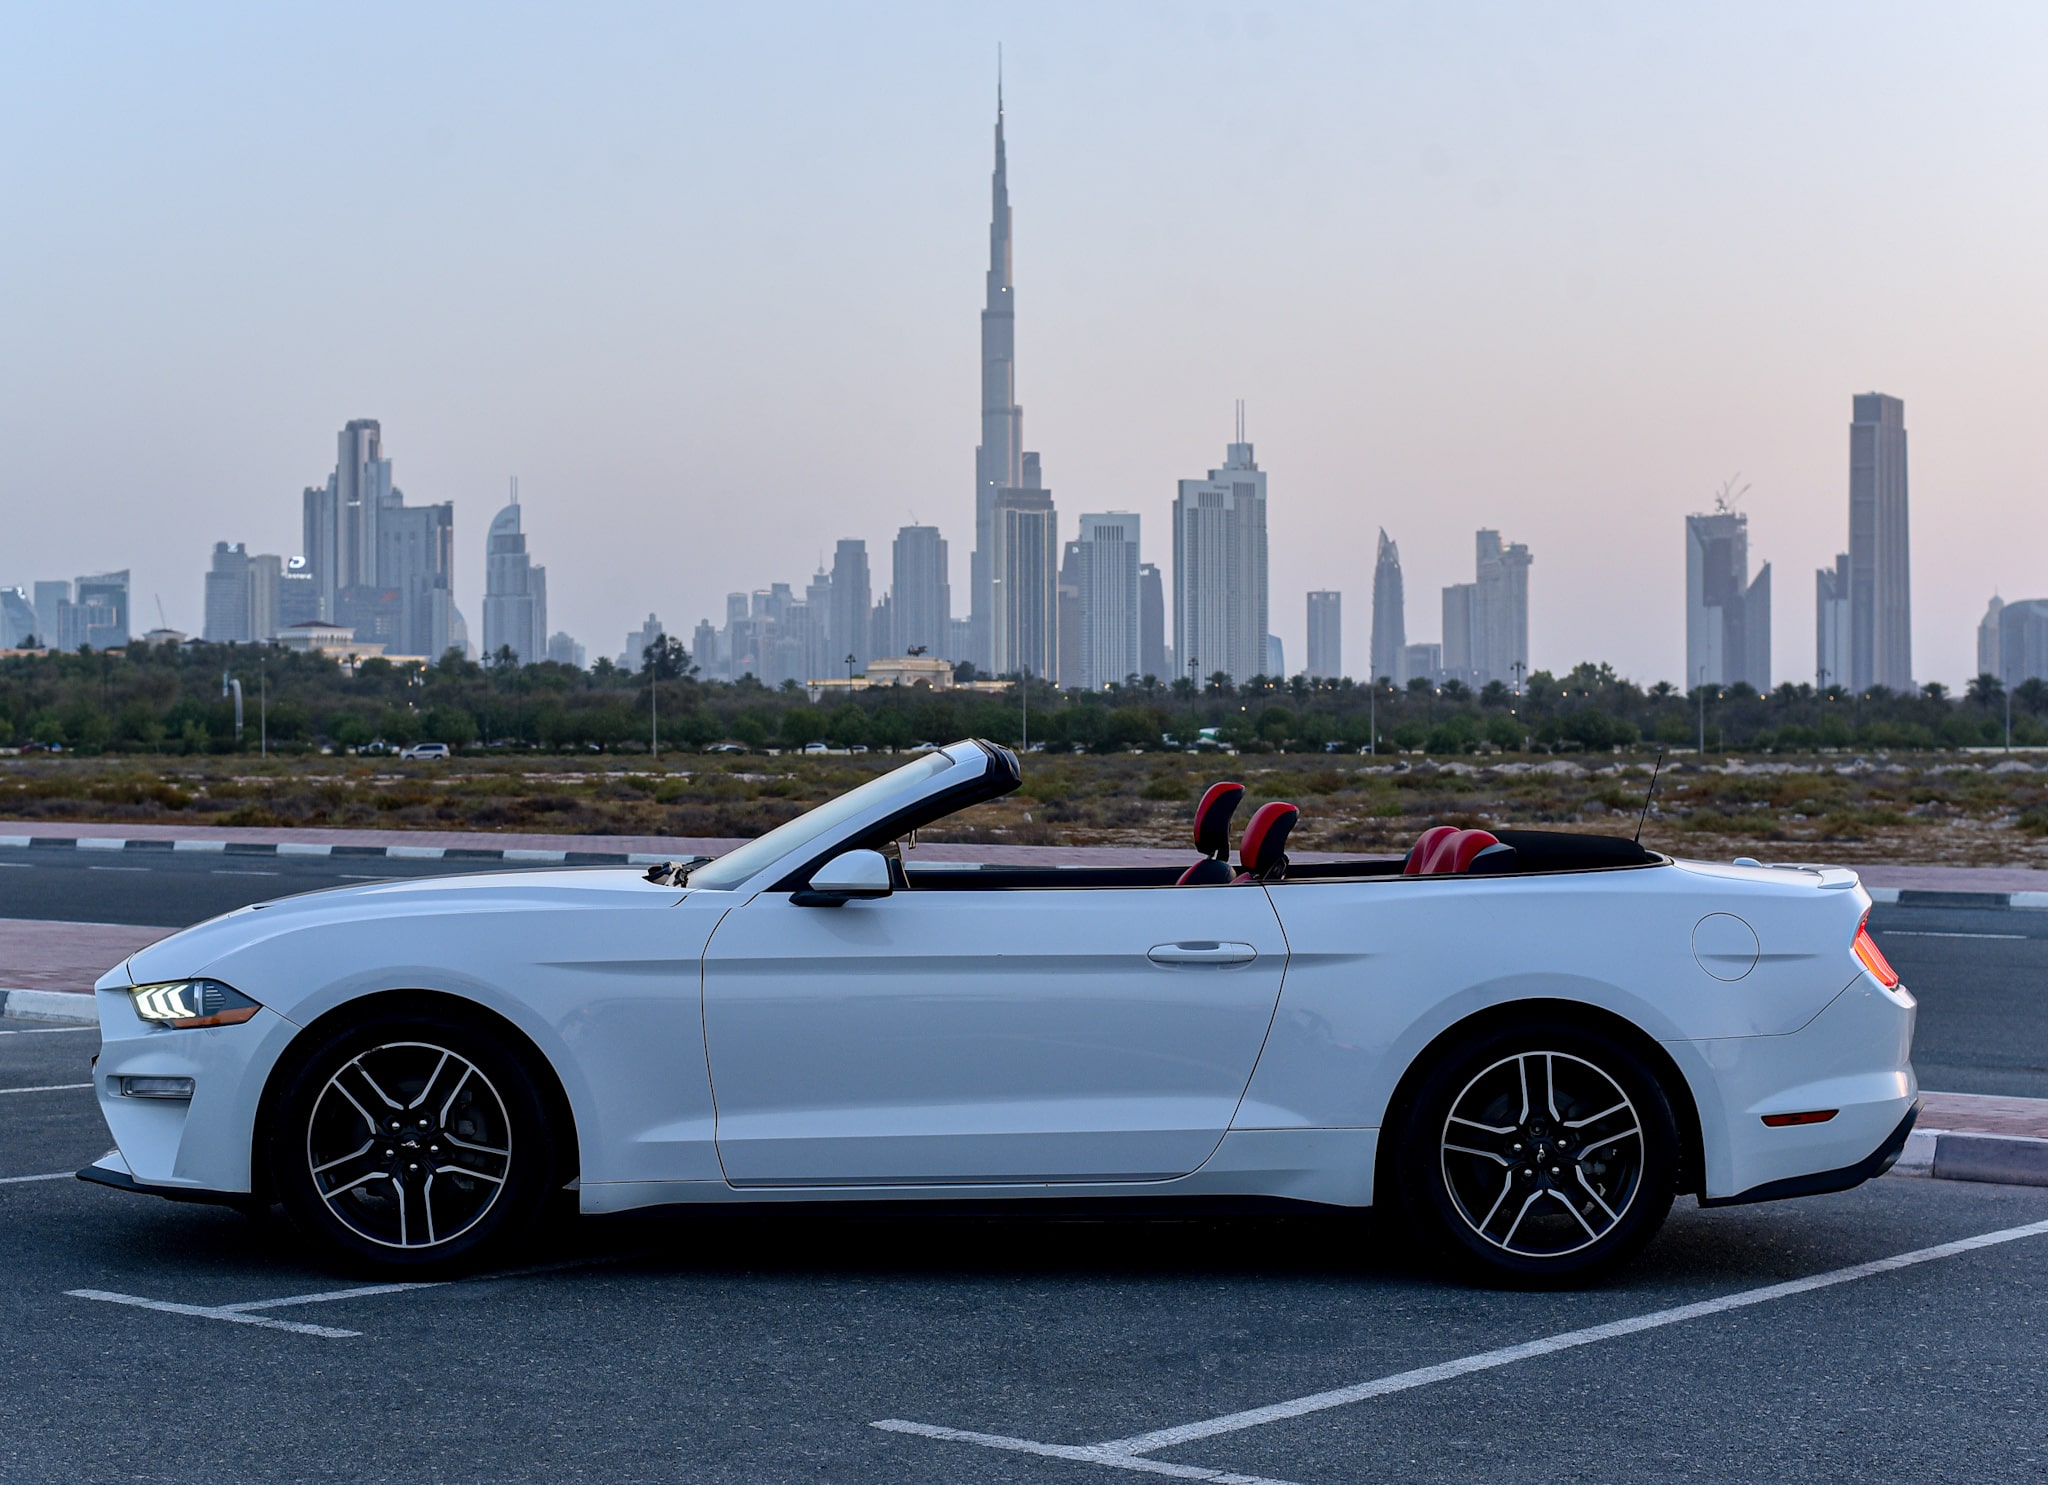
[2,842,2043,1097]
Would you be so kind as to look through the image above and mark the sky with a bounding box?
[4,1,2046,686]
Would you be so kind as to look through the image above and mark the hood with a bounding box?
[122,866,690,986]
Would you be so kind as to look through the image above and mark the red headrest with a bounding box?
[1409,827,1503,876]
[1238,801,1299,879]
[1444,828,1502,873]
[1192,781,1245,859]
[1403,825,1460,875]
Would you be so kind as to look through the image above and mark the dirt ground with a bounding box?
[2,749,2045,867]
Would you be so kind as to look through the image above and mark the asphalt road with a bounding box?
[4,842,2043,1096]
[2,1016,2045,1483]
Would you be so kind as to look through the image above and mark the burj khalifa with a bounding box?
[969,77,1041,671]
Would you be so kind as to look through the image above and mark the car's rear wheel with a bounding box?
[1396,1019,1678,1284]
[268,1010,558,1272]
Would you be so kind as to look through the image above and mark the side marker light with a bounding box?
[1761,1110,1839,1128]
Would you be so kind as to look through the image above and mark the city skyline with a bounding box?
[5,8,2046,686]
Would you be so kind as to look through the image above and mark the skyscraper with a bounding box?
[1816,555,1850,690]
[1977,596,2005,681]
[1138,563,1166,683]
[546,631,586,669]
[73,571,130,650]
[991,484,1057,679]
[301,419,452,657]
[969,78,1041,673]
[32,582,69,652]
[204,542,253,643]
[829,540,872,672]
[1075,512,1141,691]
[483,485,548,665]
[1370,529,1405,682]
[1171,413,1268,687]
[1848,393,1911,692]
[1442,530,1532,687]
[890,525,951,660]
[0,588,38,648]
[1685,507,1771,690]
[1307,590,1342,680]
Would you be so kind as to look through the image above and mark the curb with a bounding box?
[0,835,672,868]
[1864,887,2048,910]
[0,988,98,1025]
[1892,1128,2048,1188]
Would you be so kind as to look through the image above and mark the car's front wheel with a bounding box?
[268,1010,558,1272]
[1396,1020,1679,1284]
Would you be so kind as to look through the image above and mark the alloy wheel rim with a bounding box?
[1439,1050,1644,1259]
[305,1041,512,1250]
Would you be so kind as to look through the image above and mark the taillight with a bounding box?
[1852,918,1899,988]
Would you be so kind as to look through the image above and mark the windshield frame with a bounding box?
[683,740,994,893]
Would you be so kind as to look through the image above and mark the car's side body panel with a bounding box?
[1252,860,1915,1200]
[701,886,1289,1185]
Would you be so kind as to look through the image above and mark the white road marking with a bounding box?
[872,1422,1299,1484]
[0,1171,76,1185]
[0,1026,95,1036]
[337,873,398,880]
[1878,930,2027,940]
[0,1083,93,1095]
[879,1217,2048,1478]
[86,865,149,872]
[219,1281,446,1312]
[211,869,280,876]
[0,861,30,868]
[65,1289,364,1338]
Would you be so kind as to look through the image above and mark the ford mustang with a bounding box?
[80,739,1919,1280]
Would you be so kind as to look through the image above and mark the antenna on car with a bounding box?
[1635,748,1667,845]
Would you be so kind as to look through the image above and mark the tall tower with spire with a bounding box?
[970,62,1041,670]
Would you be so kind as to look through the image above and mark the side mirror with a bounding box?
[793,848,894,906]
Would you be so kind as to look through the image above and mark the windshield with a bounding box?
[686,750,959,890]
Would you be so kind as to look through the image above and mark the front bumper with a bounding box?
[76,1148,258,1209]
[90,986,301,1197]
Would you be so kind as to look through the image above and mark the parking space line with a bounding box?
[0,1083,93,1095]
[873,1422,1299,1484]
[0,1026,96,1036]
[879,1217,2048,1479]
[212,869,280,876]
[66,1289,365,1338]
[220,1282,445,1313]
[0,1171,76,1185]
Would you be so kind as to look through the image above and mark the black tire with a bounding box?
[267,1008,560,1273]
[1395,1019,1678,1285]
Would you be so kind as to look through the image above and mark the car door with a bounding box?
[700,883,1289,1186]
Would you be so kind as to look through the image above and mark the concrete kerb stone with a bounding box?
[0,988,98,1025]
[1894,1127,2048,1189]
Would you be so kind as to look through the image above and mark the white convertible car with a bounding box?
[82,739,1919,1280]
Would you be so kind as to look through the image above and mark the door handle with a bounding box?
[1147,941,1258,966]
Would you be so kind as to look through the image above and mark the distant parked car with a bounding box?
[399,742,451,761]
[361,739,395,756]
[801,741,830,754]
[703,743,746,755]
[907,741,941,753]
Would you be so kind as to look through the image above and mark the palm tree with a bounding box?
[1966,673,2005,706]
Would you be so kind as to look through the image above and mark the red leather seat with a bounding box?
[1235,801,1299,882]
[1176,781,1245,885]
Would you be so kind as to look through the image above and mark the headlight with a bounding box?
[128,979,262,1029]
